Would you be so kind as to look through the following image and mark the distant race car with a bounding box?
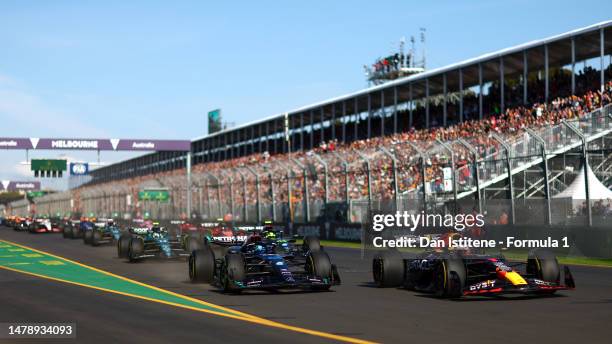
[13,217,33,231]
[188,226,340,293]
[83,219,122,246]
[373,234,575,298]
[169,220,211,253]
[28,218,61,234]
[117,223,189,262]
[62,219,82,239]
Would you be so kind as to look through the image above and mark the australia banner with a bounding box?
[0,181,41,192]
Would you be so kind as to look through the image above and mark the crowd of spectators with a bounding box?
[70,80,612,220]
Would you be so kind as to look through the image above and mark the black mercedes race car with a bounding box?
[83,219,122,246]
[188,228,340,293]
[373,247,575,298]
[117,223,189,262]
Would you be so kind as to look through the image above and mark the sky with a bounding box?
[0,0,611,189]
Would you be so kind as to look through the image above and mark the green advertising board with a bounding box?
[138,190,170,202]
[27,191,46,198]
[30,159,67,171]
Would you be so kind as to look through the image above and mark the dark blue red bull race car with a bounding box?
[373,233,575,298]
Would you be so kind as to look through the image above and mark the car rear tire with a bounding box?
[92,230,102,246]
[70,226,80,239]
[62,226,71,239]
[189,247,215,283]
[128,237,144,262]
[222,253,245,293]
[306,250,333,290]
[117,234,130,258]
[434,258,466,298]
[83,230,93,245]
[303,236,321,252]
[527,249,560,294]
[373,249,404,287]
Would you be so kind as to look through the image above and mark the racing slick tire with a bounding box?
[222,253,246,293]
[372,249,404,288]
[117,234,131,258]
[128,237,144,263]
[303,236,321,252]
[70,226,80,239]
[91,230,102,246]
[434,258,466,298]
[189,247,215,283]
[527,249,560,294]
[83,230,93,245]
[306,250,333,291]
[62,226,71,239]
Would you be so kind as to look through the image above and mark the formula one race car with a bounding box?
[83,219,122,246]
[169,220,211,253]
[188,226,340,293]
[62,219,82,239]
[373,245,575,298]
[13,217,33,231]
[28,218,62,234]
[117,223,189,262]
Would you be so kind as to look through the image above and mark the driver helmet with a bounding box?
[264,231,276,240]
[152,223,163,233]
[253,244,265,254]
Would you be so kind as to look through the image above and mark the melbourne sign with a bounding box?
[0,137,190,152]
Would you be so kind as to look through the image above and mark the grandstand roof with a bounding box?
[192,20,612,142]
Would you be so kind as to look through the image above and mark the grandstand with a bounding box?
[11,21,612,227]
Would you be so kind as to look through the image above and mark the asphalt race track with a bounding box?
[1,227,611,344]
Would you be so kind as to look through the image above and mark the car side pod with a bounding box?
[564,266,576,289]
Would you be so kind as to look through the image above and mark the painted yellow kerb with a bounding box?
[0,239,377,344]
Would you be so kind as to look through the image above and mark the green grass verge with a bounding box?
[304,239,612,268]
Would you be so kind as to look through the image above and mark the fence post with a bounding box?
[379,147,399,213]
[356,151,372,212]
[437,139,458,212]
[270,171,276,222]
[245,166,261,223]
[292,158,310,222]
[276,161,293,223]
[234,168,248,222]
[563,120,592,227]
[458,138,482,214]
[408,142,428,215]
[526,128,552,225]
[228,175,234,220]
[492,133,516,225]
[312,153,329,206]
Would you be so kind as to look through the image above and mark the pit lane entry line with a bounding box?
[0,240,376,344]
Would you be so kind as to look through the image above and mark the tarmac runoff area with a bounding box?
[1,226,611,344]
